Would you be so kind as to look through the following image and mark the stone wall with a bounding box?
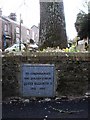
[2,52,89,99]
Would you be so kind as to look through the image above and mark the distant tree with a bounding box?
[75,12,89,39]
[75,1,90,39]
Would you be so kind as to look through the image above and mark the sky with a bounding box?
[0,0,88,39]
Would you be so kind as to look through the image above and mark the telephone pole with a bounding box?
[19,14,22,51]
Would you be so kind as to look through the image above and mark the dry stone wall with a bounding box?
[2,52,89,99]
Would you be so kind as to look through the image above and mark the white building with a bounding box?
[0,8,2,49]
[88,1,90,13]
[30,25,39,44]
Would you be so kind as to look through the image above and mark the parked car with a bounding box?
[28,43,38,51]
[4,43,26,53]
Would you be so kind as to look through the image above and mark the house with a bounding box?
[0,17,2,49]
[0,9,31,50]
[1,16,13,49]
[77,38,89,51]
[73,36,89,51]
[30,25,39,44]
[88,1,90,13]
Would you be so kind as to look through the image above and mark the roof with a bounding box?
[31,25,39,29]
[2,16,30,29]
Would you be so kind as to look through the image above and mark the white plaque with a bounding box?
[21,64,55,97]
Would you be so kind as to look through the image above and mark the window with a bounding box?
[16,27,19,34]
[16,38,19,43]
[26,39,30,43]
[27,29,30,35]
[35,33,37,37]
[4,24,8,32]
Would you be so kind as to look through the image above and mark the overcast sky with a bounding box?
[0,0,88,39]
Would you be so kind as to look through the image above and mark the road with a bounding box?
[2,97,89,120]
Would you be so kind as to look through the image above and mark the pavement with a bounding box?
[1,97,89,120]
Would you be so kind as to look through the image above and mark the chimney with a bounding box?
[9,13,17,21]
[0,8,2,17]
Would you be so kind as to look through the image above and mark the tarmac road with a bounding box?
[2,97,89,120]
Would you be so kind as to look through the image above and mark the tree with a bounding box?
[75,12,89,39]
[75,1,90,40]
